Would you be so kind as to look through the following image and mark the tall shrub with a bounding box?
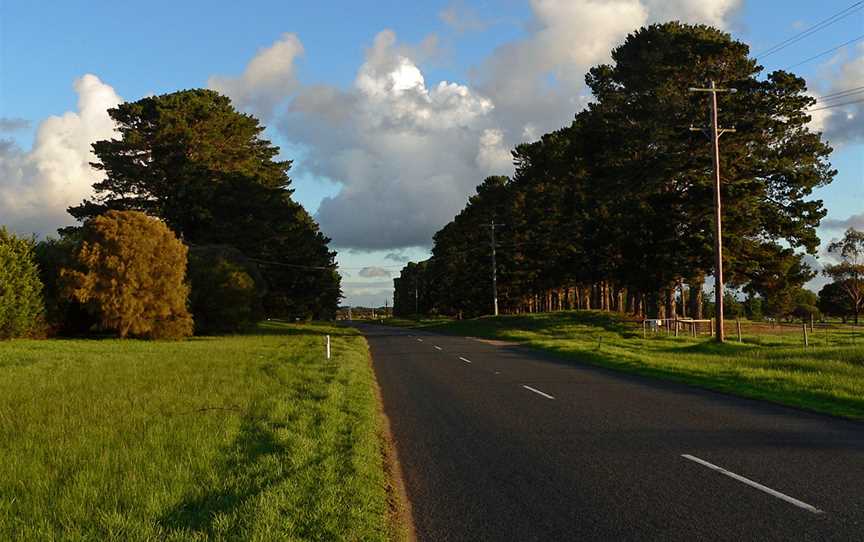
[63,211,193,339]
[187,245,266,334]
[0,227,44,338]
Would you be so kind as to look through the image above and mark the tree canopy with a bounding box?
[823,228,864,324]
[395,22,834,320]
[0,228,44,339]
[68,89,340,320]
[63,211,194,339]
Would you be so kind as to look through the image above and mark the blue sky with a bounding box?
[1,0,862,306]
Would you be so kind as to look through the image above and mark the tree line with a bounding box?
[1,90,340,339]
[395,22,860,323]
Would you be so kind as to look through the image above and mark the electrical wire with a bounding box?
[786,34,864,69]
[756,1,864,59]
[808,96,864,111]
[814,84,864,101]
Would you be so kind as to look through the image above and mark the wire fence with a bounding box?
[640,317,863,347]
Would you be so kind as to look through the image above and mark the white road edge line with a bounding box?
[522,385,555,400]
[681,454,824,515]
[434,345,443,351]
[459,357,472,364]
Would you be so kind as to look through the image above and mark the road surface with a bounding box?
[360,323,864,541]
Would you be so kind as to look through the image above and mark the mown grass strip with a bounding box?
[385,312,864,420]
[0,321,393,541]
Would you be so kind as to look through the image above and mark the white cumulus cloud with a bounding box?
[209,1,744,251]
[0,74,121,236]
[208,33,304,119]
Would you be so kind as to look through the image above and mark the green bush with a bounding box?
[62,211,193,339]
[0,227,44,338]
[187,245,266,334]
[34,235,98,335]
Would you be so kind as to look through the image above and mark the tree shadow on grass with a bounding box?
[158,371,336,538]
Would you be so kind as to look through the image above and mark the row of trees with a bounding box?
[1,89,341,339]
[394,22,852,322]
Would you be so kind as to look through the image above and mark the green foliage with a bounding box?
[0,228,44,338]
[68,89,340,320]
[33,234,98,335]
[0,322,392,540]
[743,294,763,321]
[187,245,266,334]
[723,292,745,318]
[63,211,193,339]
[819,281,854,322]
[823,228,864,324]
[400,22,834,320]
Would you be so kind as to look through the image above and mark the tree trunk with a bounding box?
[665,287,676,321]
[689,277,704,319]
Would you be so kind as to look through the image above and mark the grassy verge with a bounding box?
[0,321,394,541]
[385,312,864,420]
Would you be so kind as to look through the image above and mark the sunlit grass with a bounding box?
[0,321,392,541]
[387,312,864,420]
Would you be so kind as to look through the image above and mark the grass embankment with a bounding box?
[386,312,864,420]
[0,321,395,541]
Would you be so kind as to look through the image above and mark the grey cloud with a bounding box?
[385,251,410,262]
[809,46,864,145]
[0,118,30,132]
[358,266,392,278]
[822,213,864,231]
[342,280,393,289]
[439,2,491,33]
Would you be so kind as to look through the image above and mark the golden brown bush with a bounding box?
[63,211,193,339]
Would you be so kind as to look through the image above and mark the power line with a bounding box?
[756,1,864,59]
[814,84,864,101]
[247,257,336,271]
[808,96,864,111]
[786,34,864,69]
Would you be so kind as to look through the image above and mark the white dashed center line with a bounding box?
[459,357,472,364]
[681,454,824,515]
[417,338,423,342]
[434,345,443,351]
[522,385,555,400]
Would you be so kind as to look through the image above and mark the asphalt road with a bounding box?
[359,323,864,541]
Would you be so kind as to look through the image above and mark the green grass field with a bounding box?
[0,322,395,541]
[386,312,864,420]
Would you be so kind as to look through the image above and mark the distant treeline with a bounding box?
[394,22,837,321]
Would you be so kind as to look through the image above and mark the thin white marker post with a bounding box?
[326,335,331,360]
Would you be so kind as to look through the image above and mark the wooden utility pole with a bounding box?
[488,219,503,316]
[690,81,736,343]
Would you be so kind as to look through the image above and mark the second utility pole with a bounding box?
[690,80,736,343]
[489,219,501,316]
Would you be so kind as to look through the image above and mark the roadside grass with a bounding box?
[0,321,393,541]
[385,312,864,420]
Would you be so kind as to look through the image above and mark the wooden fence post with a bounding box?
[802,323,808,348]
[736,319,742,343]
